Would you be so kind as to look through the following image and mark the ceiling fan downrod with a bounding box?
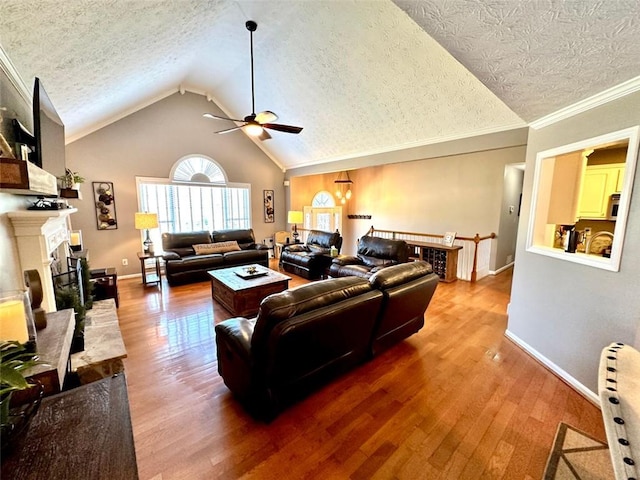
[246,20,257,117]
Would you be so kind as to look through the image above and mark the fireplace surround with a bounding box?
[8,208,77,312]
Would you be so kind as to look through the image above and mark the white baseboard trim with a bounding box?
[489,262,514,276]
[504,330,600,407]
[118,273,142,280]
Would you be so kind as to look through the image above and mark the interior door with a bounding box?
[303,206,342,233]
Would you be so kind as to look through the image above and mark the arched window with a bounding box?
[311,191,336,207]
[170,155,227,184]
[137,155,251,249]
[305,191,341,233]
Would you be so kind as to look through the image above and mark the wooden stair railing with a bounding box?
[362,226,496,283]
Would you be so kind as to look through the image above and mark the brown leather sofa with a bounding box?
[328,235,410,279]
[162,229,268,285]
[215,260,438,420]
[279,229,343,279]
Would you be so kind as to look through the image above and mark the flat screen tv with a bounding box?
[33,77,65,178]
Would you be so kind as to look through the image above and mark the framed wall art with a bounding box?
[93,181,118,230]
[264,189,274,223]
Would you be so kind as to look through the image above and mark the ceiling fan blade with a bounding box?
[203,113,245,122]
[263,123,303,134]
[258,129,272,141]
[255,110,278,124]
[214,125,244,134]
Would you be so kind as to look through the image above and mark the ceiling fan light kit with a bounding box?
[203,20,303,140]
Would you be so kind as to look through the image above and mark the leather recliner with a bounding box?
[215,260,439,420]
[215,276,383,420]
[279,229,343,279]
[329,235,410,279]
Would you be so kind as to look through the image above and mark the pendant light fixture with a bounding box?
[334,171,353,205]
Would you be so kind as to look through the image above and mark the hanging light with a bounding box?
[334,171,353,202]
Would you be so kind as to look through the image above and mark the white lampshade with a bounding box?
[287,211,303,225]
[135,212,159,230]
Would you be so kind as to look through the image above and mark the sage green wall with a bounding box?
[508,90,640,395]
[64,92,286,276]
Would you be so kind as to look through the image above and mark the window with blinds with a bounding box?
[136,156,251,252]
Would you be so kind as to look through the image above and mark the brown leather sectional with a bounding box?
[215,260,438,420]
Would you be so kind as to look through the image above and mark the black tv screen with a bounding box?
[33,77,65,178]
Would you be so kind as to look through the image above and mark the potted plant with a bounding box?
[58,168,85,198]
[1,341,46,450]
[55,286,86,353]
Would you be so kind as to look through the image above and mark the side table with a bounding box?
[137,251,162,287]
[90,267,119,307]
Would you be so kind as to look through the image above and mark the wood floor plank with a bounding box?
[113,262,605,479]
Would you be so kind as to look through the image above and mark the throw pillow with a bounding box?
[193,241,241,255]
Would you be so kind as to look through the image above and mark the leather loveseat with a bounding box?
[162,229,268,286]
[328,235,410,279]
[279,229,343,279]
[215,260,438,420]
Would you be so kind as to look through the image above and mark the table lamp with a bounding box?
[135,212,159,254]
[0,290,37,351]
[287,210,303,243]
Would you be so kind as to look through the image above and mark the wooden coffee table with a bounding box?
[207,264,291,317]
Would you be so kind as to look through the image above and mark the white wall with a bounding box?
[64,92,286,276]
[507,91,640,396]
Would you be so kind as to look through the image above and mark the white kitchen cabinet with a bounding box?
[578,163,625,219]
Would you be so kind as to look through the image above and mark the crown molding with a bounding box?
[0,45,31,103]
[530,75,640,129]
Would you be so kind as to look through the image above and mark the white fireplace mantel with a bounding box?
[8,208,78,312]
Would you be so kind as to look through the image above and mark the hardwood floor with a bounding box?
[116,262,604,479]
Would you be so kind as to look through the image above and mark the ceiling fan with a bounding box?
[203,20,303,141]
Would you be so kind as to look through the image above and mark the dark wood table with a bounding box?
[207,264,291,317]
[90,267,120,306]
[1,373,138,480]
[23,309,75,396]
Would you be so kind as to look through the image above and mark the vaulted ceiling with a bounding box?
[1,0,639,171]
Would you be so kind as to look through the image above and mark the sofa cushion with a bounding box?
[194,241,241,255]
[329,263,375,279]
[167,247,196,258]
[285,244,307,252]
[212,229,255,245]
[357,236,409,263]
[222,249,267,263]
[251,277,372,349]
[162,231,211,250]
[165,253,225,273]
[369,261,434,290]
[306,230,341,250]
[358,255,398,268]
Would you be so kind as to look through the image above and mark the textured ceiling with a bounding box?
[0,0,638,171]
[393,0,640,122]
